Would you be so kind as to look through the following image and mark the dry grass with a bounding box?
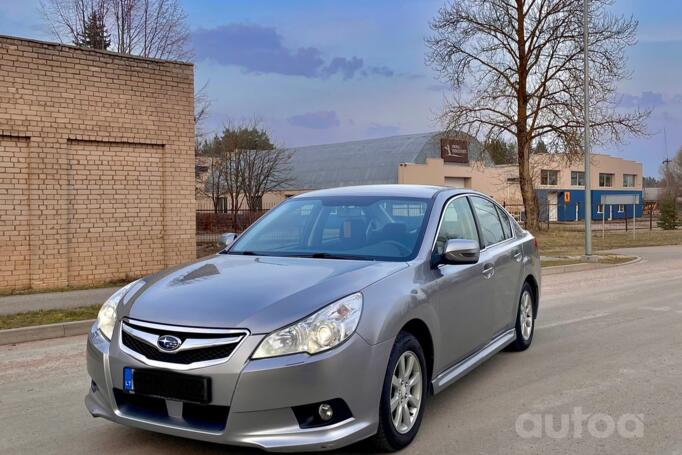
[536,229,682,256]
[0,305,99,330]
[0,279,132,298]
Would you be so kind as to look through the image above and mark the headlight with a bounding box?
[252,293,363,359]
[96,281,139,340]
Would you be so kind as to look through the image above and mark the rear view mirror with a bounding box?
[218,233,238,250]
[442,239,480,265]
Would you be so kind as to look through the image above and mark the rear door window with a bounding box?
[470,196,506,247]
[496,205,513,239]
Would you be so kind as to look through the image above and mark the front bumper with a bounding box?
[85,325,392,452]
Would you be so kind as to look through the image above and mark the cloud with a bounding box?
[367,66,395,77]
[321,57,364,79]
[616,91,666,109]
[193,23,394,80]
[193,24,324,77]
[365,123,401,138]
[287,111,341,129]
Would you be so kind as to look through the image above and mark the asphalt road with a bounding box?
[2,246,682,455]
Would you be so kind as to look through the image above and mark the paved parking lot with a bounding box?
[1,246,681,454]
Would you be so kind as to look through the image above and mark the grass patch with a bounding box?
[0,305,100,330]
[536,229,682,256]
[0,279,133,298]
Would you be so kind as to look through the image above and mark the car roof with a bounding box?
[294,184,468,199]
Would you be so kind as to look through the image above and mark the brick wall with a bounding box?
[0,35,196,292]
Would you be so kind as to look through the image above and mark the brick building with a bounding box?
[0,35,196,292]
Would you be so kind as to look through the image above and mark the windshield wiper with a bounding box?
[305,252,374,261]
[222,250,257,255]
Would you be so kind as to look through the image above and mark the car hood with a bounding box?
[121,254,407,334]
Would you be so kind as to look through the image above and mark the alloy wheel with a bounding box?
[519,290,534,340]
[390,351,423,434]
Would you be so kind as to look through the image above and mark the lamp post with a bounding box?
[583,0,592,256]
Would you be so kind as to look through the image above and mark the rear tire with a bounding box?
[371,331,427,452]
[508,282,535,352]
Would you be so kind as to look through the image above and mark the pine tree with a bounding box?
[657,196,679,230]
[533,140,549,155]
[74,11,110,50]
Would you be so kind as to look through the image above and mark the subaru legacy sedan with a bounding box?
[85,185,540,452]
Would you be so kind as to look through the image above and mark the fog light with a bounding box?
[318,403,333,421]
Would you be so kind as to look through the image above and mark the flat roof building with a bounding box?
[281,132,644,222]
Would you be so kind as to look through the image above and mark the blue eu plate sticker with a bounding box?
[123,368,134,392]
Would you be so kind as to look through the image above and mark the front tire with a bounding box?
[371,331,427,452]
[508,282,535,351]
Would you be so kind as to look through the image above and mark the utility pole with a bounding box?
[663,127,673,196]
[583,0,592,256]
[663,157,672,194]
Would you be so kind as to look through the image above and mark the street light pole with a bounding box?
[583,0,592,256]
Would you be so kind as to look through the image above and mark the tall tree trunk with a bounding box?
[516,0,540,232]
[518,138,540,231]
[229,193,240,229]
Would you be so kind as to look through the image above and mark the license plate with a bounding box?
[122,368,211,404]
[123,367,135,391]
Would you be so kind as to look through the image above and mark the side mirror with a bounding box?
[442,239,480,265]
[218,232,238,250]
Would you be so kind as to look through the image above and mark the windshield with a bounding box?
[228,196,432,261]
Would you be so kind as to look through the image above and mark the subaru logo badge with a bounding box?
[157,335,182,351]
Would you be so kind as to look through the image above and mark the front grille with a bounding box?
[120,319,246,366]
[122,331,237,364]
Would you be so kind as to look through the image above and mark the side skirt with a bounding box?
[431,329,516,394]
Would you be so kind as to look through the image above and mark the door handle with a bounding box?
[512,249,523,262]
[482,263,495,279]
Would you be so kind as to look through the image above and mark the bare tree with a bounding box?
[40,0,109,45]
[218,121,291,212]
[198,122,291,224]
[111,0,190,60]
[198,137,227,214]
[427,0,649,231]
[240,148,293,211]
[41,0,190,61]
[194,81,211,145]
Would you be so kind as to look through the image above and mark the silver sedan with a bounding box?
[85,185,540,452]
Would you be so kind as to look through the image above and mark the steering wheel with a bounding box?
[381,240,411,256]
[366,219,380,238]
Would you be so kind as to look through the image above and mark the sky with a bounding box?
[1,0,681,176]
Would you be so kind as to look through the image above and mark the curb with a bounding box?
[0,319,94,346]
[543,256,642,276]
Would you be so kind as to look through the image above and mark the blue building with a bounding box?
[537,189,644,222]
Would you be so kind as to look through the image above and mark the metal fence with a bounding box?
[196,199,279,247]
[503,202,661,233]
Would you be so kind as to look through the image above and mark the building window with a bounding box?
[597,204,604,214]
[623,174,636,188]
[571,171,585,186]
[541,169,559,186]
[599,173,614,187]
[618,204,625,213]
